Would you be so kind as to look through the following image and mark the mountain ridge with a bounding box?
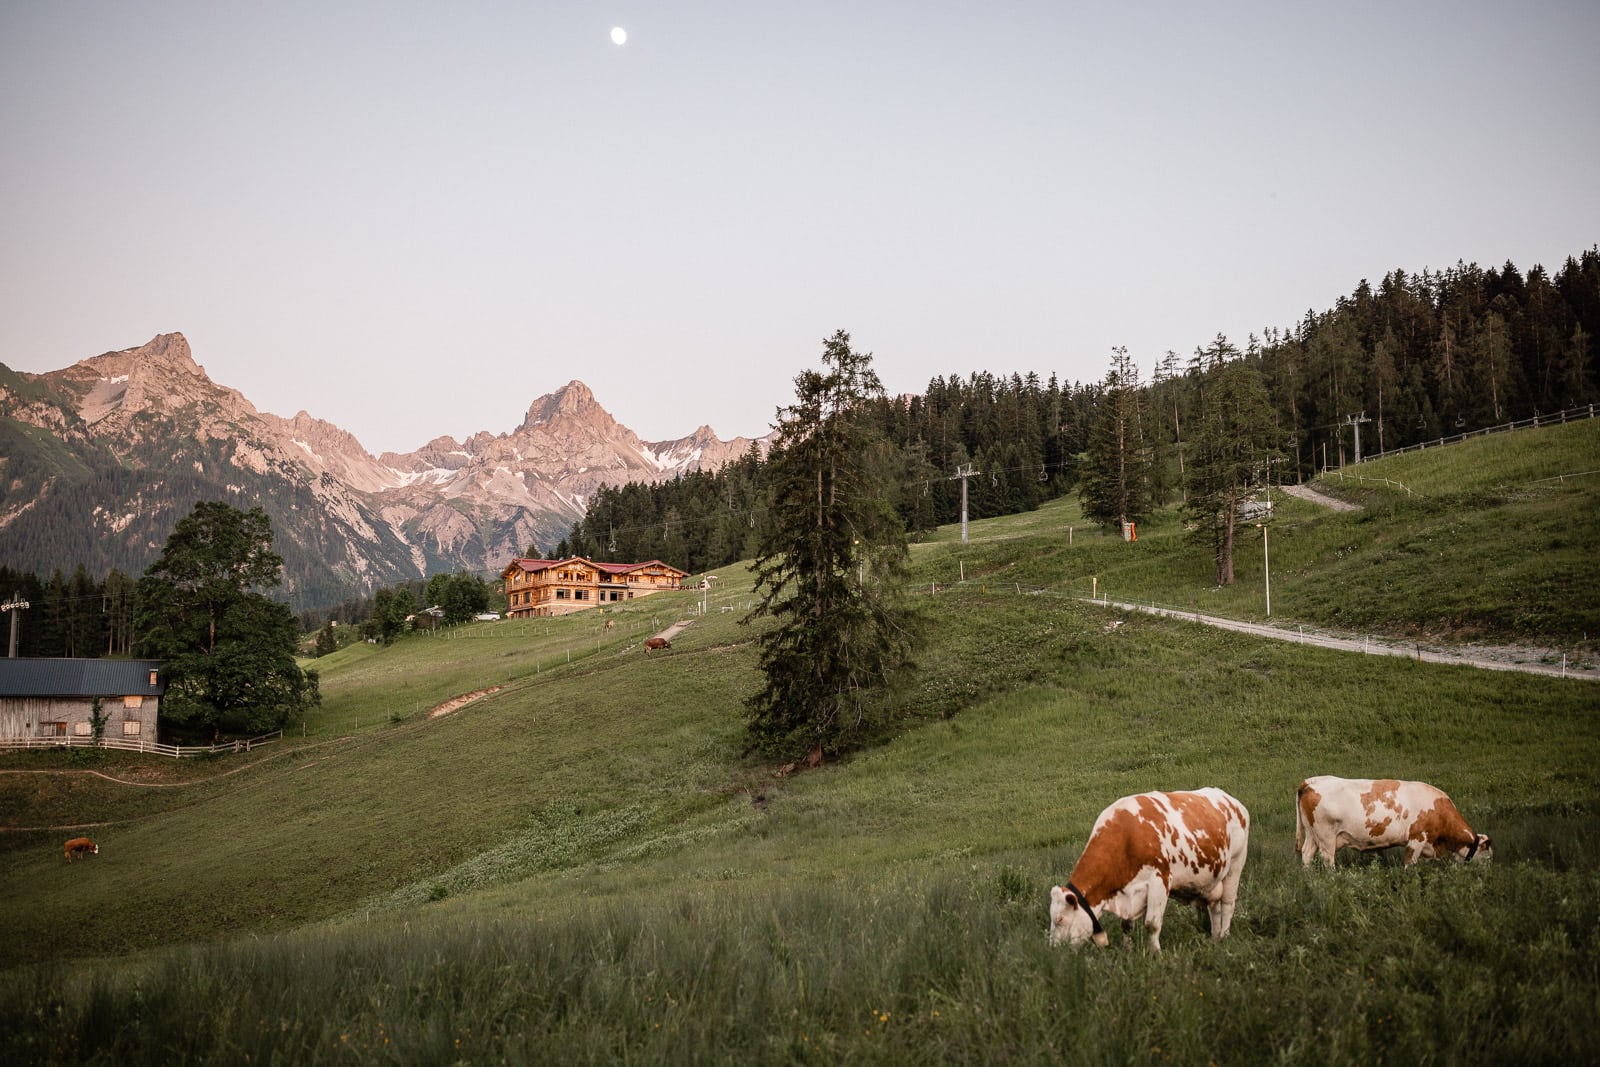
[0,333,769,608]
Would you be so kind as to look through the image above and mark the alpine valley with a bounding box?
[0,334,767,610]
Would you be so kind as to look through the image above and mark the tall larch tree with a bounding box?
[1183,337,1283,586]
[1079,346,1154,530]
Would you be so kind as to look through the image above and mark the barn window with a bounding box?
[124,695,144,709]
[122,720,142,737]
[42,721,66,736]
[149,669,159,687]
[73,721,92,737]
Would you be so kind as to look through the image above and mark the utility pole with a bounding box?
[2,594,28,658]
[950,464,980,544]
[1253,524,1271,618]
[1344,412,1372,464]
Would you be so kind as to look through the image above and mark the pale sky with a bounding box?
[3,2,1597,456]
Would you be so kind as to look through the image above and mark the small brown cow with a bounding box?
[603,618,615,631]
[644,636,671,653]
[63,837,99,861]
[1296,776,1491,867]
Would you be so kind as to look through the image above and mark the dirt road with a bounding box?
[1086,598,1597,681]
[1281,483,1362,511]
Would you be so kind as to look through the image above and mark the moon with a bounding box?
[610,26,626,45]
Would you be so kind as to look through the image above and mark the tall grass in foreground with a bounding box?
[6,839,1597,1065]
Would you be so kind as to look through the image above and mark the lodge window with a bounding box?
[122,720,141,736]
[556,589,569,600]
[575,590,588,600]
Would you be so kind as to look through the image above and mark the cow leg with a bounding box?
[1207,896,1234,940]
[1209,852,1247,939]
[1316,832,1338,867]
[1142,883,1169,952]
[1298,830,1321,867]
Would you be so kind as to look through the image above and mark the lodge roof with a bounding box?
[0,658,167,698]
[501,556,687,578]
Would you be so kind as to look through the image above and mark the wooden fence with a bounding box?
[0,730,283,759]
[1366,404,1597,462]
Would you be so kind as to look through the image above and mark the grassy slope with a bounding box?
[2,420,1597,1062]
[928,417,1600,649]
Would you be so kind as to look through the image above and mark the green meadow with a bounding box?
[2,420,1597,1064]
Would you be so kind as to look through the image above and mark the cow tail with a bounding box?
[1294,781,1307,853]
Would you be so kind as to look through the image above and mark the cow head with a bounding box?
[1462,833,1492,863]
[1049,885,1108,948]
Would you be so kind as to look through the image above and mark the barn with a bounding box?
[0,658,165,746]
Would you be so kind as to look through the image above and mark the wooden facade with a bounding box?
[500,556,688,619]
[0,659,165,742]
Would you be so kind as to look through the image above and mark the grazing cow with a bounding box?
[63,837,99,861]
[1049,788,1250,951]
[644,636,671,653]
[603,618,615,631]
[1296,776,1491,867]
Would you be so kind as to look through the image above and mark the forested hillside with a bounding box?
[566,249,1600,576]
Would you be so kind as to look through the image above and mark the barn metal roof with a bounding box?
[0,658,166,698]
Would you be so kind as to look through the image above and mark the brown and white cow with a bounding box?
[63,837,99,861]
[644,636,671,653]
[1296,776,1491,867]
[1049,788,1250,951]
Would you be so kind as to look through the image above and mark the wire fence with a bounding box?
[909,576,1597,681]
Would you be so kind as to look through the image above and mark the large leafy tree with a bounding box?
[1183,337,1283,586]
[135,501,319,735]
[425,571,491,625]
[743,331,917,761]
[365,585,416,644]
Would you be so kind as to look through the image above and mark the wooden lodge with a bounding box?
[500,556,688,619]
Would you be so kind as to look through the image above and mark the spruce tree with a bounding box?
[743,331,917,762]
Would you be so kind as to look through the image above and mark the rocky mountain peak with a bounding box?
[521,380,604,429]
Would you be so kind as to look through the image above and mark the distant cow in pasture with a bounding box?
[604,618,615,631]
[1049,788,1250,951]
[1296,776,1491,867]
[63,837,99,861]
[644,636,671,653]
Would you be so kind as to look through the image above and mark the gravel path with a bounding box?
[1281,483,1362,511]
[1087,598,1597,681]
